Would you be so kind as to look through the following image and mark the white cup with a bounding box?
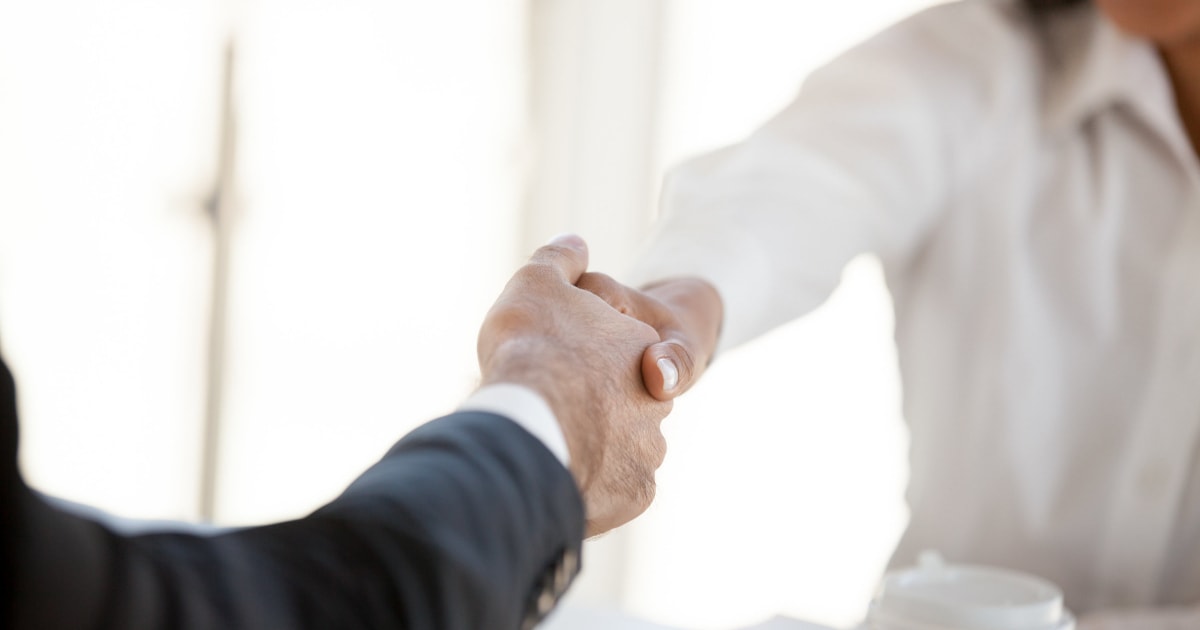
[864,552,1075,630]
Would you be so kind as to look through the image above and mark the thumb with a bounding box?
[641,339,697,401]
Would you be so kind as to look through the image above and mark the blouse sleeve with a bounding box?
[628,1,1027,352]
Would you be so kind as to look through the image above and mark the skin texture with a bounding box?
[576,275,723,402]
[476,235,673,536]
[1094,0,1200,46]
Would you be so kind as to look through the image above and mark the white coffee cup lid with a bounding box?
[867,551,1074,630]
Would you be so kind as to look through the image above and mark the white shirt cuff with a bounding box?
[458,384,570,468]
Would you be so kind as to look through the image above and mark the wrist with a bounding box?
[480,348,598,489]
[642,277,723,364]
[459,384,570,468]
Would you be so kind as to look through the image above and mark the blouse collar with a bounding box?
[1042,5,1187,159]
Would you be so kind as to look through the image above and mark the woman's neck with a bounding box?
[1161,41,1200,158]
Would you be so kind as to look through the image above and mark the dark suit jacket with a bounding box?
[0,356,584,629]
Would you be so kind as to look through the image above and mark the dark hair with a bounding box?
[1024,0,1089,12]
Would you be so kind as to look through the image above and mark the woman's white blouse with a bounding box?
[630,0,1200,615]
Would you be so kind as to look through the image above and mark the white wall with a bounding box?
[0,1,220,521]
[0,0,528,524]
[213,0,529,525]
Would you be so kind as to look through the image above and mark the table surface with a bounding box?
[538,605,840,630]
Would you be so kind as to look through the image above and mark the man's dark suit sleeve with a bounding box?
[1,356,585,629]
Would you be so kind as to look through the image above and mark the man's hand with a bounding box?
[477,235,673,536]
[574,275,723,401]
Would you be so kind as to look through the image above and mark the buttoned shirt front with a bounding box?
[630,0,1200,616]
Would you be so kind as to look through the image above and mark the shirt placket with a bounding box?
[1093,188,1200,608]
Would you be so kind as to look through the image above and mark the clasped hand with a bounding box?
[477,235,722,537]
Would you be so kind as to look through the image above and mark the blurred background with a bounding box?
[0,0,943,627]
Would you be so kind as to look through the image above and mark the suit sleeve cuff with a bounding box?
[459,384,570,468]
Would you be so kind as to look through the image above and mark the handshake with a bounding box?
[0,233,722,630]
[476,233,723,536]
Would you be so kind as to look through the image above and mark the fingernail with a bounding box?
[657,357,679,392]
[549,233,583,249]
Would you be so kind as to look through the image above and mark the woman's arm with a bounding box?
[622,2,1028,385]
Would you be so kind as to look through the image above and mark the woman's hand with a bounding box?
[575,275,723,401]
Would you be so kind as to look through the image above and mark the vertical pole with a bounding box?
[199,38,238,524]
[525,0,668,606]
[524,0,666,274]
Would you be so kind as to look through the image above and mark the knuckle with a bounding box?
[536,243,574,263]
[517,260,561,285]
[530,243,584,278]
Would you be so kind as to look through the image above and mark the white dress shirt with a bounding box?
[630,0,1200,619]
[459,384,571,468]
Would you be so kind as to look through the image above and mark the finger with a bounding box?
[578,272,676,329]
[576,274,698,400]
[641,339,697,401]
[576,272,637,316]
[525,233,589,285]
